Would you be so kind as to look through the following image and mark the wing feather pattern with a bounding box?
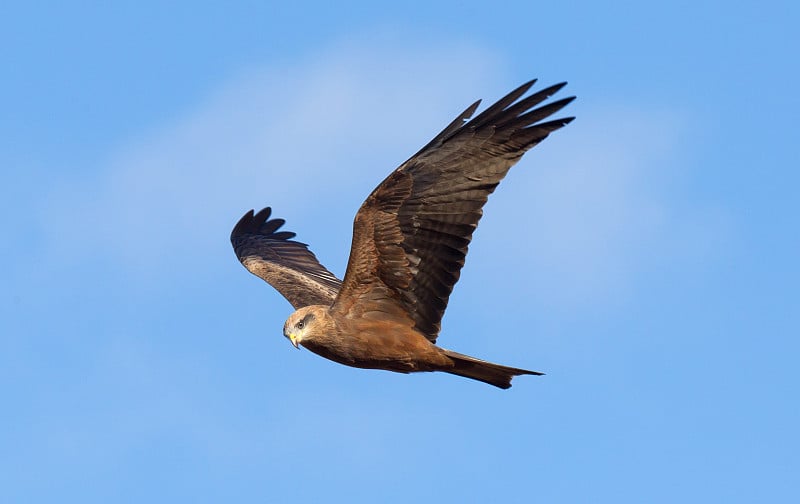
[334,80,575,341]
[231,207,342,309]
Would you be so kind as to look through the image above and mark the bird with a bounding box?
[231,79,574,389]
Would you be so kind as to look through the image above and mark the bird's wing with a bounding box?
[231,207,342,309]
[332,79,575,342]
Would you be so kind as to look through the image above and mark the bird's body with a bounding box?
[286,306,450,373]
[231,79,574,388]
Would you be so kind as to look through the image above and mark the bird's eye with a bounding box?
[297,320,304,330]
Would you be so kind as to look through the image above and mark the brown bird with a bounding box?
[231,79,574,388]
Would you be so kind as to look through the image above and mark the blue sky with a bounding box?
[2,1,798,502]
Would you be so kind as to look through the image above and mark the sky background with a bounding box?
[2,1,798,502]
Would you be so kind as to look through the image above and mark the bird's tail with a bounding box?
[441,349,543,389]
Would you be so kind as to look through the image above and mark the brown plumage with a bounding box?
[231,79,574,388]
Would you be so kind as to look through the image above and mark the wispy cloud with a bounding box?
[40,36,726,312]
[461,102,730,320]
[42,39,504,278]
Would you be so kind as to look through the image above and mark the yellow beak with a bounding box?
[288,333,299,349]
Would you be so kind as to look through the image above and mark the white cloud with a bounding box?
[40,35,726,311]
[43,38,505,279]
[462,103,729,316]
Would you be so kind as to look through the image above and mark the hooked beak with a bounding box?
[288,333,299,349]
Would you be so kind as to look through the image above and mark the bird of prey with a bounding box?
[231,79,574,389]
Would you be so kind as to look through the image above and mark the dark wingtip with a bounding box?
[529,115,575,134]
[230,209,256,241]
[231,206,298,242]
[515,78,538,96]
[463,99,482,120]
[537,81,568,98]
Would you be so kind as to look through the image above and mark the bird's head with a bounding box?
[283,306,323,349]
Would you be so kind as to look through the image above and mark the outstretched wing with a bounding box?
[231,207,342,309]
[333,79,575,342]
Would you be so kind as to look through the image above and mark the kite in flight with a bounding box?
[231,79,574,388]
